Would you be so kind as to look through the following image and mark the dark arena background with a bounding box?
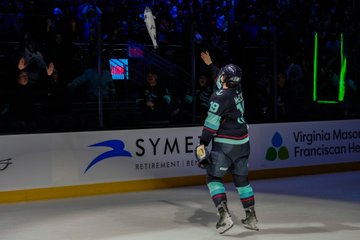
[0,1,359,240]
[0,0,359,131]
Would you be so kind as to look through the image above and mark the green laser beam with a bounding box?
[317,100,338,104]
[313,32,318,102]
[313,32,346,104]
[338,33,346,101]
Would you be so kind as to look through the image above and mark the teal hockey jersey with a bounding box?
[200,64,249,146]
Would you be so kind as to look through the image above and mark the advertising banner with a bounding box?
[0,119,359,192]
[250,119,360,170]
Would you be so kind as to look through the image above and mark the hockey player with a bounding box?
[195,51,258,234]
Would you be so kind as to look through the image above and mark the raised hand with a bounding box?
[18,57,27,70]
[47,62,54,76]
[201,51,212,66]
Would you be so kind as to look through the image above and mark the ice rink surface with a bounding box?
[1,171,359,240]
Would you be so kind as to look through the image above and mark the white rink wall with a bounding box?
[0,119,359,193]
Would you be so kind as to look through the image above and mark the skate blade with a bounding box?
[243,224,259,231]
[217,222,234,234]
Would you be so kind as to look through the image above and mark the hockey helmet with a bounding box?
[219,64,242,86]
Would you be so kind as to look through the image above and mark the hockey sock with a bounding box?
[236,184,255,209]
[207,181,227,207]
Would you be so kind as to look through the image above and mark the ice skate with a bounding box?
[216,201,234,234]
[241,206,259,231]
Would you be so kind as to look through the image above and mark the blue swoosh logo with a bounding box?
[84,140,132,174]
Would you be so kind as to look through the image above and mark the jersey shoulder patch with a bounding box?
[215,90,224,96]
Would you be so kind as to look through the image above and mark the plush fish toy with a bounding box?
[144,6,158,49]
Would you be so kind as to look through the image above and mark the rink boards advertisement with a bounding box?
[0,119,359,192]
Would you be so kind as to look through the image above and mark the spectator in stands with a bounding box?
[282,54,305,119]
[137,69,172,122]
[17,41,55,116]
[76,0,102,43]
[0,0,24,41]
[253,63,272,121]
[67,58,115,101]
[18,34,51,84]
[45,31,74,84]
[182,74,212,122]
[7,71,40,131]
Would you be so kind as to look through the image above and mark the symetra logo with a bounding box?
[265,132,289,161]
[0,158,12,171]
[84,140,132,173]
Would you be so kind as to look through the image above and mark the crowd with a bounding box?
[0,0,359,132]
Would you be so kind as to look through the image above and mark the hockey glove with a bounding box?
[194,144,210,169]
